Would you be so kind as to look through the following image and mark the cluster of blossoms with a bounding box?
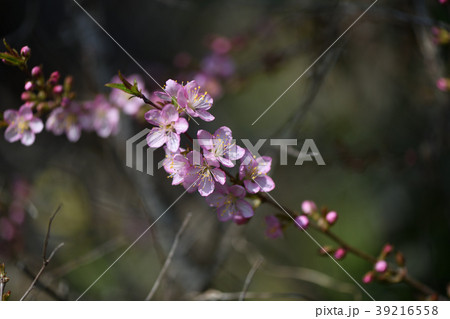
[1,43,149,145]
[136,79,275,224]
[0,177,30,256]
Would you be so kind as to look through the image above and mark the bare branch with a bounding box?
[20,205,64,301]
[195,289,310,301]
[239,257,263,301]
[145,213,192,301]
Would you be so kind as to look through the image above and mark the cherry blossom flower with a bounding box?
[325,211,338,224]
[145,104,188,152]
[295,215,309,230]
[177,81,214,122]
[206,184,253,222]
[3,104,43,146]
[197,126,245,167]
[110,74,148,115]
[46,102,84,142]
[84,95,120,138]
[265,215,283,238]
[334,248,347,260]
[162,147,189,185]
[239,152,275,194]
[183,150,226,196]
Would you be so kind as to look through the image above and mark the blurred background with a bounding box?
[0,0,449,300]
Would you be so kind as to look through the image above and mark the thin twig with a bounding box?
[20,205,64,301]
[145,213,192,301]
[195,290,311,301]
[239,257,264,301]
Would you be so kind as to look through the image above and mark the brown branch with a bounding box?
[20,205,64,301]
[145,213,192,301]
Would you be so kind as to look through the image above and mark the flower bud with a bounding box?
[21,91,32,101]
[374,260,388,273]
[363,271,374,284]
[49,71,60,85]
[31,66,42,77]
[24,81,33,91]
[295,215,309,229]
[382,243,393,255]
[301,200,317,215]
[20,46,31,57]
[326,211,338,224]
[334,248,347,260]
[53,85,63,94]
[233,215,251,225]
[395,251,405,267]
[319,245,333,255]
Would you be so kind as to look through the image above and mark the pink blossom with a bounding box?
[264,215,283,238]
[326,211,338,224]
[211,36,232,55]
[145,104,188,152]
[110,74,148,115]
[24,81,33,91]
[3,104,44,146]
[46,102,83,142]
[301,200,317,215]
[183,150,226,196]
[374,260,388,273]
[83,95,120,138]
[206,184,253,222]
[177,81,215,122]
[295,215,309,230]
[193,73,223,98]
[162,147,189,185]
[197,126,245,167]
[239,152,275,194]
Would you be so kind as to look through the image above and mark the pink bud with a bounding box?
[374,260,388,273]
[439,0,447,4]
[49,71,60,85]
[436,78,448,91]
[53,85,63,94]
[363,272,374,284]
[301,200,317,215]
[382,244,393,255]
[20,46,31,57]
[233,215,251,225]
[21,91,31,101]
[31,66,42,77]
[24,81,33,91]
[326,211,338,224]
[295,215,309,230]
[334,248,347,260]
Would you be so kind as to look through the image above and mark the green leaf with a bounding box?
[105,83,135,95]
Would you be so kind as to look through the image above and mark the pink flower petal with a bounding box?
[206,192,227,207]
[4,124,21,142]
[161,104,179,123]
[196,110,215,122]
[255,175,275,192]
[147,128,167,149]
[166,131,180,152]
[145,109,162,126]
[216,205,233,221]
[173,117,188,134]
[197,129,213,150]
[29,118,44,133]
[198,176,215,196]
[3,110,18,123]
[18,105,33,120]
[229,185,246,198]
[244,179,260,194]
[236,199,254,218]
[21,130,35,146]
[212,168,226,185]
